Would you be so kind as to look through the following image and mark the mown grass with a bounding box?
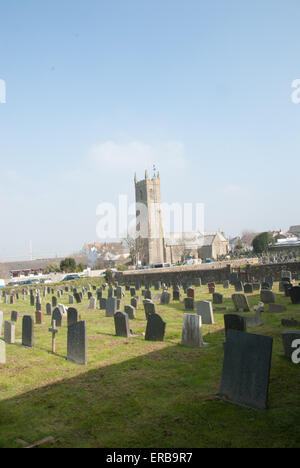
[0,280,300,448]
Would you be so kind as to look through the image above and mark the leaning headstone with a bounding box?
[219,329,273,410]
[114,311,131,338]
[180,314,208,347]
[22,316,34,347]
[282,331,300,360]
[11,310,18,323]
[232,294,250,312]
[67,307,79,327]
[224,313,247,338]
[196,301,214,324]
[4,321,15,344]
[67,321,87,365]
[145,313,166,341]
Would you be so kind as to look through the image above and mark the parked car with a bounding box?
[61,274,81,282]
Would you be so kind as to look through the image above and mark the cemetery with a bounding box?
[0,274,299,448]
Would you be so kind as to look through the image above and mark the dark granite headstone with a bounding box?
[244,284,253,294]
[145,313,166,341]
[67,307,79,327]
[22,316,34,347]
[52,307,63,327]
[224,313,247,338]
[290,286,300,305]
[11,310,18,322]
[114,311,131,337]
[184,297,194,311]
[67,321,87,365]
[219,329,273,410]
[124,305,135,319]
[74,292,82,304]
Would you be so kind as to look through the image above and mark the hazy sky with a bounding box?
[1,0,300,261]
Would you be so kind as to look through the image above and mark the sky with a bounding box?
[1,0,300,261]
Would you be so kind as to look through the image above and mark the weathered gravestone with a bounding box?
[180,314,208,347]
[281,317,300,327]
[46,303,52,316]
[68,295,74,305]
[196,301,214,324]
[67,321,87,365]
[143,300,156,320]
[11,310,18,323]
[130,297,139,309]
[281,331,300,360]
[172,289,181,301]
[0,340,5,364]
[219,329,273,410]
[224,313,247,338]
[213,293,223,305]
[145,313,166,341]
[160,291,171,305]
[52,308,63,327]
[223,280,230,289]
[289,286,300,305]
[67,307,79,327]
[269,303,286,313]
[232,294,250,312]
[187,288,195,299]
[114,311,131,338]
[106,297,117,317]
[260,290,276,304]
[4,321,15,344]
[74,292,82,304]
[35,311,44,325]
[184,297,194,311]
[124,305,135,319]
[88,297,97,310]
[100,298,107,310]
[144,290,152,300]
[22,316,34,347]
[52,296,57,307]
[244,284,253,294]
[234,281,243,292]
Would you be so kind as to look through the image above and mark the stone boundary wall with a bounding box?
[118,260,300,285]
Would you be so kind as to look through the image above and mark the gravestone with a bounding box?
[11,310,18,323]
[100,298,107,310]
[187,288,195,299]
[253,283,261,292]
[145,313,166,341]
[52,296,57,307]
[4,321,15,344]
[244,284,253,294]
[269,303,286,313]
[244,304,265,328]
[172,289,181,301]
[224,313,247,338]
[143,300,156,320]
[67,321,87,365]
[46,303,52,316]
[52,308,63,327]
[74,292,82,304]
[181,314,208,347]
[67,307,79,327]
[219,329,273,410]
[130,297,139,309]
[0,340,5,364]
[223,280,230,289]
[35,311,44,325]
[144,290,152,300]
[22,316,34,347]
[260,290,276,304]
[130,288,136,297]
[234,281,243,292]
[184,297,194,311]
[282,317,300,327]
[88,297,97,310]
[69,295,74,305]
[196,301,214,324]
[160,291,171,305]
[106,297,117,317]
[232,294,250,312]
[124,305,135,319]
[114,311,131,338]
[213,293,223,305]
[290,286,300,305]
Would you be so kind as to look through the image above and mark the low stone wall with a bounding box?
[117,260,300,285]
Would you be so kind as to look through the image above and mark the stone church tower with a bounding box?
[134,170,166,266]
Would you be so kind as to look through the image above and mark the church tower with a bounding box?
[134,170,165,266]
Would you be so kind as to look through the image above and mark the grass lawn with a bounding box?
[0,280,300,448]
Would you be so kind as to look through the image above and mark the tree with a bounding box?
[241,230,257,247]
[44,262,60,274]
[252,232,275,254]
[104,268,114,283]
[76,263,85,272]
[60,258,77,273]
[123,233,138,265]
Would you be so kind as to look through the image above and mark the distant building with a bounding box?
[83,242,130,268]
